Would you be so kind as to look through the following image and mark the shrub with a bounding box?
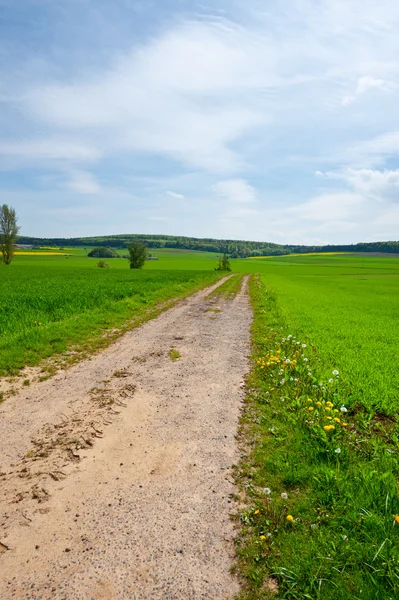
[88,246,118,258]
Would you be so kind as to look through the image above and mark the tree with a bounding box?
[215,253,231,271]
[0,204,19,265]
[88,246,118,258]
[128,240,147,269]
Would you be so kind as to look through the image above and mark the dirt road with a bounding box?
[0,275,252,599]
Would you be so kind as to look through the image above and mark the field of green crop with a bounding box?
[0,262,220,375]
[233,254,399,600]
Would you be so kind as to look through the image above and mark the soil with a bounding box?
[0,275,252,599]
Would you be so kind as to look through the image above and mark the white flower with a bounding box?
[281,398,285,402]
[263,487,271,495]
[285,359,291,364]
[289,377,294,381]
[332,370,339,376]
[329,378,334,383]
[281,492,288,500]
[311,523,317,529]
[297,341,300,345]
[302,344,306,348]
[287,335,292,340]
[279,370,283,375]
[304,358,309,362]
[282,338,286,342]
[340,406,348,413]
[335,448,341,454]
[266,533,272,539]
[342,535,348,541]
[280,379,285,385]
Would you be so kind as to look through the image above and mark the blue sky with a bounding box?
[1,0,399,244]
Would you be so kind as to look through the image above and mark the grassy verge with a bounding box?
[0,267,222,376]
[209,273,244,298]
[234,275,399,600]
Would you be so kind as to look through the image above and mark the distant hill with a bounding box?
[17,234,399,258]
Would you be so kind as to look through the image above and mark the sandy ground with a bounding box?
[0,275,252,600]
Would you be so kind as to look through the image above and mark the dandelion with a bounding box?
[329,378,334,383]
[335,448,341,454]
[332,370,339,376]
[326,416,332,420]
[326,402,333,407]
[334,418,341,424]
[286,515,294,522]
[340,406,348,413]
[308,406,314,411]
[316,401,322,407]
[324,425,335,432]
[307,398,313,402]
[254,509,260,515]
[281,492,288,500]
[304,357,309,362]
[342,422,348,427]
[259,535,266,540]
[394,515,399,524]
[263,488,271,495]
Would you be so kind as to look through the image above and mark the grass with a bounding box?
[234,275,399,600]
[168,348,181,361]
[0,263,221,375]
[209,273,244,298]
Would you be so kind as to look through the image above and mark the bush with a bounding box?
[88,246,118,258]
[96,260,110,268]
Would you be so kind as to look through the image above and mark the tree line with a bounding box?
[16,234,399,256]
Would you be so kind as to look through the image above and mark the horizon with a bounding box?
[1,1,399,244]
[16,231,399,247]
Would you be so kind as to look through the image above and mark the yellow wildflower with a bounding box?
[316,401,322,407]
[326,416,332,420]
[325,407,331,412]
[326,401,334,407]
[254,509,260,515]
[307,399,313,403]
[334,418,341,424]
[260,535,266,540]
[286,515,294,522]
[394,515,399,524]
[342,422,348,427]
[308,406,314,411]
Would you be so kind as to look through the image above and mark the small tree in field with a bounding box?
[215,253,231,272]
[0,204,19,265]
[128,240,147,269]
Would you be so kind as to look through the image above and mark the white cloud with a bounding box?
[289,192,364,222]
[166,190,185,200]
[65,170,102,194]
[0,139,99,164]
[342,76,389,106]
[213,179,258,204]
[22,20,274,173]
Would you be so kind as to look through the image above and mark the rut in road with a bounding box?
[0,274,252,599]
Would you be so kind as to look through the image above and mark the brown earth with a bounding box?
[0,275,252,599]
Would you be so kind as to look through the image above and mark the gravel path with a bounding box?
[0,275,252,599]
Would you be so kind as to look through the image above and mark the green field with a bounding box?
[0,258,221,375]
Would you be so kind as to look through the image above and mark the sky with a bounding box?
[1,0,399,244]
